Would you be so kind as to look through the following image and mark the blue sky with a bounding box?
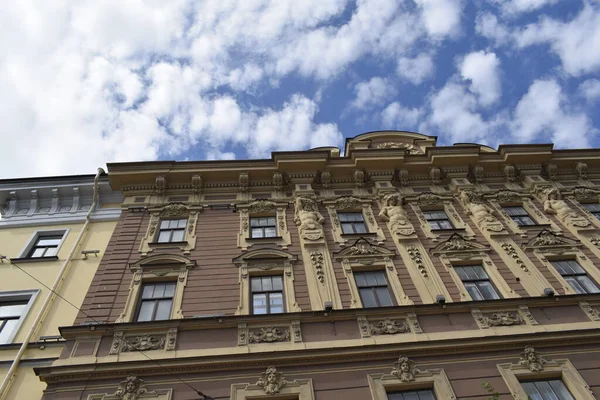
[1,0,599,178]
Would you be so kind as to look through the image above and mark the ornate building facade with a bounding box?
[35,131,600,399]
[0,172,122,400]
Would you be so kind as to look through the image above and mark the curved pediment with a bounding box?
[334,238,395,260]
[232,248,298,266]
[130,253,195,269]
[431,233,489,256]
[344,130,436,156]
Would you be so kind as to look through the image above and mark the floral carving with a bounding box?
[335,195,362,210]
[407,246,428,277]
[121,335,166,352]
[159,202,188,218]
[391,356,420,382]
[580,302,600,321]
[484,312,522,326]
[112,376,150,400]
[239,172,249,193]
[256,367,287,395]
[572,187,599,202]
[432,234,483,253]
[248,199,277,213]
[416,192,442,206]
[248,327,290,344]
[309,251,325,283]
[500,242,528,272]
[369,319,410,335]
[519,345,547,372]
[496,189,523,203]
[527,229,576,247]
[273,172,283,191]
[376,142,422,154]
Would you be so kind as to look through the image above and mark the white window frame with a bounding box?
[17,229,69,259]
[0,290,39,344]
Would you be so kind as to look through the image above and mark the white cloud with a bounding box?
[512,79,593,148]
[397,53,435,84]
[475,12,511,45]
[492,0,559,16]
[350,77,396,109]
[459,50,502,106]
[514,4,600,76]
[414,0,464,38]
[381,102,423,129]
[579,79,600,103]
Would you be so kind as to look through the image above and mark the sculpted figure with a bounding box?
[459,191,503,232]
[543,188,577,220]
[379,193,408,225]
[294,196,324,233]
[391,356,419,382]
[256,367,287,394]
[114,376,147,400]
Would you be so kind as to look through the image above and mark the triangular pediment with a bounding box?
[431,233,489,255]
[526,229,579,249]
[335,238,395,259]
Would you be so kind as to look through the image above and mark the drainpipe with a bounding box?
[0,167,105,400]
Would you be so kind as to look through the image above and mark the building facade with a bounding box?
[35,131,600,399]
[0,172,122,400]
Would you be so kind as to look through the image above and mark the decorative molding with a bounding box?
[500,242,528,273]
[294,196,325,241]
[431,233,488,255]
[121,335,166,352]
[237,199,292,250]
[459,190,505,233]
[495,189,524,203]
[231,368,315,400]
[519,345,547,372]
[540,187,591,228]
[86,376,171,400]
[571,186,599,203]
[140,202,201,256]
[391,356,419,382]
[370,319,410,335]
[378,192,416,237]
[309,251,325,284]
[406,246,428,278]
[415,192,443,207]
[335,238,395,259]
[485,311,523,327]
[256,366,287,394]
[244,326,291,344]
[376,141,423,154]
[580,302,600,321]
[526,229,579,249]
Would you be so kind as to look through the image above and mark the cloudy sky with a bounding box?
[1,0,599,178]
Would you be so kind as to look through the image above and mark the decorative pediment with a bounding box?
[86,376,173,400]
[431,233,489,255]
[571,186,600,203]
[232,248,298,267]
[334,238,395,259]
[333,195,364,210]
[158,202,189,218]
[526,229,579,249]
[129,254,195,271]
[494,189,524,203]
[246,199,278,213]
[415,192,443,207]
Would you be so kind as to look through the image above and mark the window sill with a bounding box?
[516,223,552,229]
[9,256,59,263]
[246,236,283,242]
[147,241,189,246]
[341,232,377,238]
[430,228,466,233]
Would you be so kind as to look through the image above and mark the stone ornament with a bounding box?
[320,171,331,189]
[369,319,410,335]
[248,199,277,213]
[542,188,590,227]
[575,162,588,180]
[504,164,518,182]
[580,302,600,321]
[496,189,523,203]
[121,335,166,352]
[335,195,362,210]
[378,193,415,236]
[112,376,152,400]
[519,346,547,372]
[248,327,290,344]
[572,187,599,203]
[459,190,504,232]
[416,192,443,206]
[391,356,420,382]
[500,243,528,272]
[485,312,522,327]
[527,229,578,248]
[158,202,188,218]
[406,246,428,278]
[309,251,325,284]
[239,172,249,193]
[256,367,287,395]
[431,233,487,254]
[294,196,325,240]
[376,141,423,154]
[273,172,283,192]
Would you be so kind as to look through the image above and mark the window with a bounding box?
[27,235,63,258]
[157,219,187,243]
[136,282,176,322]
[388,389,436,400]
[522,379,575,400]
[250,217,277,238]
[550,260,600,294]
[354,271,394,308]
[338,212,368,234]
[423,210,453,230]
[251,276,284,315]
[455,265,501,300]
[0,301,29,343]
[583,203,600,219]
[503,206,536,226]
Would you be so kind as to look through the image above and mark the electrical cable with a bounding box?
[0,255,213,400]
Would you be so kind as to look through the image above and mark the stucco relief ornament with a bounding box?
[376,142,423,154]
[459,190,504,232]
[436,234,477,252]
[391,356,420,382]
[572,187,599,203]
[485,312,522,326]
[309,250,325,283]
[416,192,442,207]
[121,335,166,352]
[256,367,287,395]
[335,195,362,210]
[348,238,378,255]
[379,193,415,236]
[248,327,290,343]
[113,376,149,400]
[542,188,590,227]
[294,196,325,240]
[370,319,410,335]
[496,189,522,203]
[519,346,547,372]
[248,199,277,213]
[159,203,188,218]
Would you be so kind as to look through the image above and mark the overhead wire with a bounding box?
[0,255,214,400]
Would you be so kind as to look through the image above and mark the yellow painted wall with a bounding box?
[0,365,47,400]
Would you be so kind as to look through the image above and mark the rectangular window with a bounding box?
[136,282,176,322]
[551,260,600,294]
[503,206,536,226]
[354,271,394,308]
[583,203,600,220]
[0,301,29,344]
[423,210,453,230]
[250,217,277,238]
[157,219,187,243]
[522,379,575,400]
[455,265,501,300]
[388,389,436,400]
[338,212,368,234]
[27,235,63,258]
[251,276,284,315]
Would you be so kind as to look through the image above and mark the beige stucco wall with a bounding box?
[0,365,48,400]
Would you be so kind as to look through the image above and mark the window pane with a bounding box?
[438,220,453,229]
[0,304,27,318]
[522,382,542,400]
[478,281,500,300]
[267,217,277,225]
[44,247,58,257]
[461,266,478,280]
[155,299,172,320]
[535,381,559,400]
[575,276,600,293]
[253,294,267,314]
[251,228,264,238]
[375,287,393,307]
[31,248,46,258]
[417,390,436,400]
[374,271,388,285]
[472,266,489,280]
[137,301,155,322]
[269,293,284,314]
[548,380,575,400]
[565,277,586,294]
[171,229,184,242]
[355,273,367,287]
[37,238,62,246]
[153,283,166,298]
[157,231,171,243]
[261,276,273,291]
[520,216,536,226]
[402,392,419,400]
[365,272,379,286]
[341,223,353,234]
[272,276,283,291]
[359,288,377,308]
[251,277,262,292]
[250,218,260,227]
[0,319,19,344]
[465,283,484,301]
[164,283,176,297]
[177,219,187,228]
[264,227,277,237]
[353,223,368,233]
[142,284,155,299]
[566,260,585,273]
[454,267,468,280]
[338,213,350,222]
[160,220,170,229]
